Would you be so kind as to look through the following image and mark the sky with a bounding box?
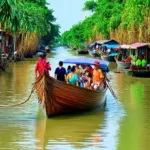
[47,0,91,33]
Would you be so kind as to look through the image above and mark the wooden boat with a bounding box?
[128,66,150,77]
[115,58,131,69]
[35,72,107,118]
[101,53,117,62]
[130,70,150,77]
[77,50,89,54]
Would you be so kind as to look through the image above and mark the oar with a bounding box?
[105,78,118,100]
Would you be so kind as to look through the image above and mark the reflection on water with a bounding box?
[0,47,150,150]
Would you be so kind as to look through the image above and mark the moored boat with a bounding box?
[77,50,89,54]
[35,58,109,118]
[101,53,118,62]
[131,70,150,77]
[128,66,150,77]
[115,57,131,69]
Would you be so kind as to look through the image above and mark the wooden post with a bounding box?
[0,32,2,54]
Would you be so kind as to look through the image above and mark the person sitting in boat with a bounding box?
[81,64,86,73]
[75,64,83,86]
[66,66,78,86]
[98,49,102,56]
[135,57,142,67]
[91,61,104,91]
[142,57,147,67]
[34,52,51,78]
[67,65,71,75]
[125,56,132,63]
[54,61,67,82]
[131,55,137,65]
[83,65,93,88]
[117,51,122,61]
[75,64,82,77]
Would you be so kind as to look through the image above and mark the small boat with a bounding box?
[129,66,150,77]
[77,50,89,54]
[115,58,131,69]
[35,58,109,118]
[101,53,118,62]
[130,70,150,77]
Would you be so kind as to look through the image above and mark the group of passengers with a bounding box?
[131,55,147,67]
[117,52,148,67]
[34,52,104,90]
[54,61,104,90]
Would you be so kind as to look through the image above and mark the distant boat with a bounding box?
[128,66,150,77]
[76,50,89,54]
[115,58,131,69]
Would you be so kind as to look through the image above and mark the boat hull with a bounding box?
[115,59,131,69]
[130,70,150,77]
[77,51,89,54]
[101,55,115,62]
[35,73,107,118]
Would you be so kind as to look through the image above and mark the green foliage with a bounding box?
[83,0,97,12]
[62,0,150,46]
[0,0,59,45]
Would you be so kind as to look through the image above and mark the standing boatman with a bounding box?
[35,52,51,78]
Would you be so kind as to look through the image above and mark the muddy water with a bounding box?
[0,47,149,150]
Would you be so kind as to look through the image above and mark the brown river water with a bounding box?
[0,47,150,150]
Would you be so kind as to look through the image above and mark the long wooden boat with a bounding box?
[35,72,107,118]
[115,58,131,69]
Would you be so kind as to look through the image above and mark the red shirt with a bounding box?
[90,68,94,75]
[34,58,51,77]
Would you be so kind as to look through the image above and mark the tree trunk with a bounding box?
[13,34,16,52]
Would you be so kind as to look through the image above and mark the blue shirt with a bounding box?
[55,67,66,82]
[68,73,78,85]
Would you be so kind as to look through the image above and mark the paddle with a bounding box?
[105,77,118,100]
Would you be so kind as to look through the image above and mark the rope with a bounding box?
[0,87,35,107]
[0,75,45,107]
[0,80,41,107]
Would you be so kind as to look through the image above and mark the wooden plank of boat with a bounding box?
[115,58,131,69]
[35,72,107,118]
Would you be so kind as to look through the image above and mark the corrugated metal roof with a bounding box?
[120,44,130,49]
[89,39,119,47]
[96,40,110,44]
[102,44,120,49]
[130,43,148,49]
